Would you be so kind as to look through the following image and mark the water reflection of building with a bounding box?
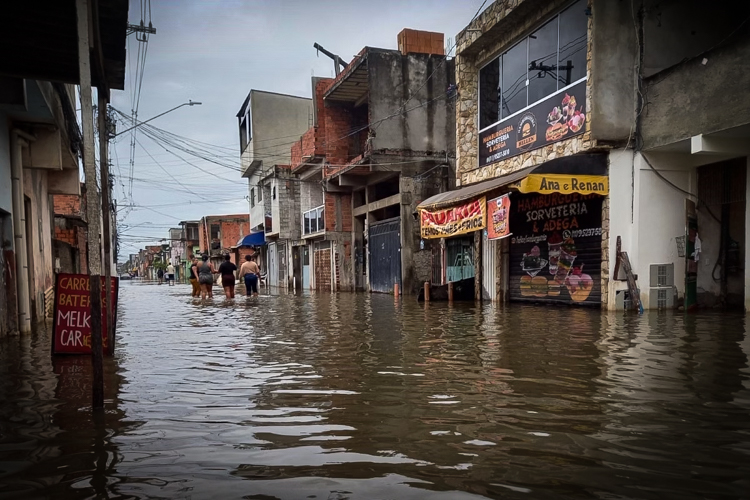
[0,328,128,497]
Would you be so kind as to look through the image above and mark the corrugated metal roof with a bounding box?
[418,166,537,211]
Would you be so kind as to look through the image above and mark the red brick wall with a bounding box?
[54,227,76,245]
[323,193,353,232]
[53,194,81,216]
[291,139,303,169]
[324,192,336,231]
[220,219,250,262]
[324,103,352,171]
[315,248,331,290]
[341,194,352,232]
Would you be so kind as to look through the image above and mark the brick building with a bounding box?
[290,29,456,294]
[52,184,88,275]
[198,214,250,268]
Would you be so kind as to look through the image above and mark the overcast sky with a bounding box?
[113,0,484,260]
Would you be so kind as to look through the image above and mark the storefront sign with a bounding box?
[487,194,512,240]
[479,79,588,167]
[52,274,119,355]
[420,197,486,239]
[508,192,602,305]
[515,173,608,196]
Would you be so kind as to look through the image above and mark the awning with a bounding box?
[237,232,266,247]
[418,165,537,211]
[418,154,608,211]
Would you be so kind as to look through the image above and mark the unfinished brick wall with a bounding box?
[324,102,352,173]
[220,218,250,255]
[314,248,331,290]
[53,194,81,216]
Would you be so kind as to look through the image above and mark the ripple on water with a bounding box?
[0,284,749,499]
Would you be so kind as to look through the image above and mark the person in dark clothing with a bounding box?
[218,254,237,299]
[157,268,164,284]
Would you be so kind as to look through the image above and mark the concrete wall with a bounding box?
[609,150,700,309]
[641,34,750,150]
[248,171,264,231]
[0,113,12,213]
[590,0,636,142]
[23,168,53,321]
[300,176,323,214]
[242,91,312,177]
[368,50,455,155]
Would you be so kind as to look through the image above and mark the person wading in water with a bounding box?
[198,255,217,300]
[239,254,260,297]
[189,257,200,297]
[218,254,237,299]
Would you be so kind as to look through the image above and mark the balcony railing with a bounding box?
[302,205,325,236]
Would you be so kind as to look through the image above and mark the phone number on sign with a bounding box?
[570,227,602,238]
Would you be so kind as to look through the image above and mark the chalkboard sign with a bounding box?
[52,274,119,355]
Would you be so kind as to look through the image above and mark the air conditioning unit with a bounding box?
[649,263,675,309]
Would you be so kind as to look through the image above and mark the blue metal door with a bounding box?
[369,217,401,293]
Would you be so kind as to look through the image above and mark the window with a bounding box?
[479,60,499,129]
[479,0,588,129]
[239,107,252,151]
[501,39,528,118]
[302,205,325,236]
[250,188,256,207]
[258,183,263,202]
[272,186,277,200]
[210,224,220,240]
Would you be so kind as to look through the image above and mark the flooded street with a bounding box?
[2,283,750,499]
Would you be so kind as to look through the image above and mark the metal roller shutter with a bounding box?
[508,192,603,305]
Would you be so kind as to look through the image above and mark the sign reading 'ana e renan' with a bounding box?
[53,273,118,355]
[420,197,486,239]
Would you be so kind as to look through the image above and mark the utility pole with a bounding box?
[77,0,104,410]
[99,95,113,354]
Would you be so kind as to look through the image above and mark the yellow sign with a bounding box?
[515,174,608,195]
[420,197,486,239]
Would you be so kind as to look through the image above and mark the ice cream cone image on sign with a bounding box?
[566,263,594,302]
[548,232,563,274]
[549,237,577,297]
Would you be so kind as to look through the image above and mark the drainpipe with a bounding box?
[10,129,36,333]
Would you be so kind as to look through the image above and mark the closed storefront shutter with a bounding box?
[508,192,602,305]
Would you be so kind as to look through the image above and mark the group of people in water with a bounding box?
[187,253,262,300]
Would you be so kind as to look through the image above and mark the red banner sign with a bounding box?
[487,194,512,240]
[420,197,486,239]
[52,274,119,355]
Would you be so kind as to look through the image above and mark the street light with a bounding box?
[114,100,202,137]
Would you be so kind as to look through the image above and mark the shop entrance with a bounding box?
[509,192,603,305]
[446,237,474,283]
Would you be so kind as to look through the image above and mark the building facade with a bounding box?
[441,0,750,310]
[290,31,456,294]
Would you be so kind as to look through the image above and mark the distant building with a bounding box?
[198,214,250,268]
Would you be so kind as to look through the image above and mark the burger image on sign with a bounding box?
[516,112,538,151]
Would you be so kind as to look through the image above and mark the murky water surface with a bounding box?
[2,283,750,499]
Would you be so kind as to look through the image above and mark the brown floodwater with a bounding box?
[1,281,750,499]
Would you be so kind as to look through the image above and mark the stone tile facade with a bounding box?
[456,0,611,306]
